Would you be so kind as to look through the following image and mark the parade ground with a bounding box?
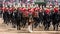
[0,18,60,34]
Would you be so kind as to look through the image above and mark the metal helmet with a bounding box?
[22,4,25,8]
[46,5,49,8]
[50,5,52,8]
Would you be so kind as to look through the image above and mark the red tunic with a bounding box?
[29,8,34,15]
[28,8,31,11]
[2,7,7,12]
[9,7,14,12]
[54,8,58,13]
[18,8,23,12]
[18,8,21,11]
[35,8,38,11]
[22,8,26,12]
[24,11,29,17]
[36,7,40,10]
[45,8,50,14]
[6,7,9,11]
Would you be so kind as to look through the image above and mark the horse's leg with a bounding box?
[28,22,33,32]
[17,20,21,30]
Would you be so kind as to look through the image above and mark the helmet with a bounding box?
[23,8,26,11]
[46,5,49,8]
[22,4,25,8]
[50,6,52,8]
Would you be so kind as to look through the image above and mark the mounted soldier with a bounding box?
[10,5,16,28]
[2,5,8,24]
[27,4,35,32]
[43,6,51,30]
[21,4,28,28]
[38,6,43,25]
[52,5,59,31]
[7,5,14,25]
[13,5,22,30]
[33,7,40,28]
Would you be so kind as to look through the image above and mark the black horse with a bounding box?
[52,12,60,31]
[15,10,23,30]
[3,11,8,24]
[43,11,51,30]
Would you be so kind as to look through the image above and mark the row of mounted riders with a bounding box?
[0,7,60,31]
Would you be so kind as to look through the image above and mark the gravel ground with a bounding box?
[0,18,60,34]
